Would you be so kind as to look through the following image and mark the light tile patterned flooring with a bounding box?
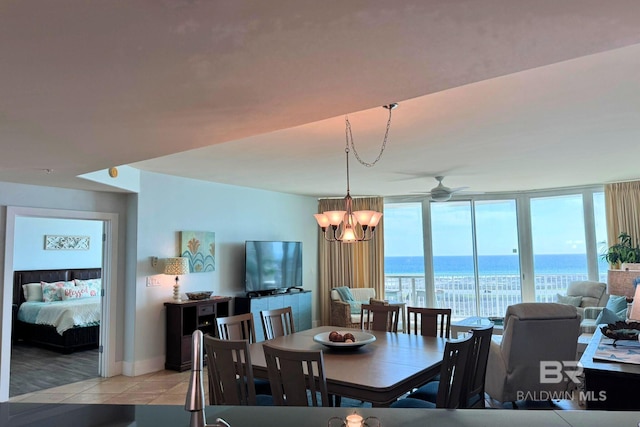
[9,369,198,406]
[9,369,582,410]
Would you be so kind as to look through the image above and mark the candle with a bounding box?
[346,414,363,427]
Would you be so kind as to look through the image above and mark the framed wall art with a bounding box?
[180,231,215,273]
[44,235,91,250]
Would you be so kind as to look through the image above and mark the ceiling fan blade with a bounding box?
[449,186,470,193]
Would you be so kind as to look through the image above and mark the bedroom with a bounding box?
[10,216,104,397]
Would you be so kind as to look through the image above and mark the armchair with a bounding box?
[563,281,609,333]
[329,287,376,328]
[484,303,581,404]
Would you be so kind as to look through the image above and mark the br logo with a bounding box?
[540,361,583,384]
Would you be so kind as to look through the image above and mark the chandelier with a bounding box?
[314,103,398,243]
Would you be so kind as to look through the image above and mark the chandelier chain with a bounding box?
[344,105,394,168]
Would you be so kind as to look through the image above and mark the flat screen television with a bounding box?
[245,240,302,294]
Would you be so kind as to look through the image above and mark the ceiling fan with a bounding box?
[415,176,470,202]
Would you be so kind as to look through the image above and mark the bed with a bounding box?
[13,268,101,354]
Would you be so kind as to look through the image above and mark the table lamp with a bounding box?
[164,257,190,302]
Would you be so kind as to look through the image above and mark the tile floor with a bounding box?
[9,369,197,406]
[9,369,582,410]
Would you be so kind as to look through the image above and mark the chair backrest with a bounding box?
[435,335,473,409]
[460,325,493,408]
[407,307,451,338]
[216,313,257,343]
[262,343,330,407]
[203,335,257,405]
[360,303,400,332]
[485,302,581,402]
[260,306,295,340]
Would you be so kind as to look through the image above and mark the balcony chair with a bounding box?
[262,343,331,407]
[260,306,295,340]
[484,303,580,406]
[202,335,274,406]
[390,335,473,409]
[407,307,451,338]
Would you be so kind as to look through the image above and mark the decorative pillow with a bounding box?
[22,282,44,302]
[74,278,101,296]
[61,285,93,300]
[41,281,74,302]
[556,294,583,307]
[605,295,628,314]
[595,307,624,325]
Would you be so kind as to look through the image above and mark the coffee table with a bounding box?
[450,316,504,338]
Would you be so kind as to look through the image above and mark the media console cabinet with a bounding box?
[235,291,312,342]
[164,297,231,371]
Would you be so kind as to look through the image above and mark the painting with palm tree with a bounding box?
[180,231,215,273]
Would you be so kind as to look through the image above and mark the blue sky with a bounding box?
[384,193,606,257]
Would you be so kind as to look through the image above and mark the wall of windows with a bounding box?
[384,187,606,319]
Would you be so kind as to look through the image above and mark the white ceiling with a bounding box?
[2,1,640,198]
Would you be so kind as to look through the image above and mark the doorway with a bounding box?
[1,206,119,401]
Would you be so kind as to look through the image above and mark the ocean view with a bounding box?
[385,254,609,276]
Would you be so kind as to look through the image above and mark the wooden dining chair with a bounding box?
[216,312,257,343]
[260,306,295,340]
[402,325,494,409]
[202,335,273,406]
[360,303,400,332]
[390,334,473,409]
[262,343,331,407]
[407,307,452,338]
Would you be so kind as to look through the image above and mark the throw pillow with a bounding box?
[595,307,624,325]
[22,282,43,302]
[605,295,628,313]
[74,278,101,296]
[61,285,92,300]
[41,281,74,303]
[556,294,583,307]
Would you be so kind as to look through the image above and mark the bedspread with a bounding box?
[18,297,101,335]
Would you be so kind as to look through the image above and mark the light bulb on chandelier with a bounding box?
[314,103,397,243]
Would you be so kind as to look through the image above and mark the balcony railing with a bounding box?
[384,272,600,318]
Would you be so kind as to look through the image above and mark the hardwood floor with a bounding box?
[10,342,99,397]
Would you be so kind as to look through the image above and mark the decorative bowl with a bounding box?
[185,291,213,301]
[313,330,376,350]
[601,321,640,340]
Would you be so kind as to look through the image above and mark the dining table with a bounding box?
[248,325,447,407]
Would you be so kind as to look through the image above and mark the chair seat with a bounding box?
[254,378,272,396]
[407,381,438,401]
[390,397,436,408]
[256,394,275,406]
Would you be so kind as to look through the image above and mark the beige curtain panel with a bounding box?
[317,196,384,326]
[605,180,640,246]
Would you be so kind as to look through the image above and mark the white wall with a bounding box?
[128,171,319,375]
[13,217,103,270]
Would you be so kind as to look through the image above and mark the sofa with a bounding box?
[329,287,377,328]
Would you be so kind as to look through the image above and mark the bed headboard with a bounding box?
[13,268,102,306]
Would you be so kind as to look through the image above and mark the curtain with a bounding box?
[605,181,640,246]
[317,196,384,326]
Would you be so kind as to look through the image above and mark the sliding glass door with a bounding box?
[430,199,520,318]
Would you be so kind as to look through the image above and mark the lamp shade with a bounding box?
[164,257,190,276]
[607,269,640,298]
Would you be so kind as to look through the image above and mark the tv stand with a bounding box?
[235,291,311,342]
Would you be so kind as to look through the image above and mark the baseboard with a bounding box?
[122,355,165,377]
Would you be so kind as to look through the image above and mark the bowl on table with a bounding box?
[185,291,213,300]
[313,330,376,350]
